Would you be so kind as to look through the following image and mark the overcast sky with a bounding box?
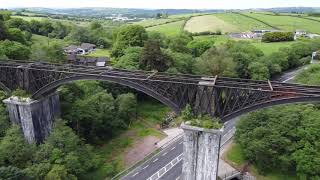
[1,0,320,9]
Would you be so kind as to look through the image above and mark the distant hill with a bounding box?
[11,7,223,18]
[12,7,320,18]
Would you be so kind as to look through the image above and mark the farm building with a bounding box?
[64,43,96,55]
[67,54,109,67]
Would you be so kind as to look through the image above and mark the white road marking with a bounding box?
[143,165,149,169]
[132,172,139,177]
[153,158,158,162]
[146,154,183,180]
[162,152,168,156]
[171,146,176,151]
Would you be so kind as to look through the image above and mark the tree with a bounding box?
[140,40,171,72]
[165,50,195,73]
[236,104,320,177]
[116,93,137,126]
[114,47,143,70]
[7,28,28,45]
[262,32,295,42]
[29,20,42,34]
[0,91,9,138]
[0,126,35,168]
[65,26,90,43]
[187,39,215,57]
[0,166,26,180]
[90,21,102,30]
[227,41,264,78]
[0,19,7,40]
[111,25,148,57]
[167,33,192,53]
[45,165,76,180]
[248,62,270,80]
[148,31,167,48]
[6,18,30,32]
[45,42,67,64]
[194,46,237,77]
[0,40,31,60]
[49,22,70,39]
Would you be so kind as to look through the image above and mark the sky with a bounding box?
[1,0,320,9]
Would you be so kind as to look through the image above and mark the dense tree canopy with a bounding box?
[194,46,237,77]
[60,81,137,143]
[0,40,31,60]
[236,105,320,179]
[111,25,148,57]
[140,40,171,72]
[114,47,142,70]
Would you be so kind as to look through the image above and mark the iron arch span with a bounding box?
[223,96,320,121]
[31,75,181,114]
[2,61,320,122]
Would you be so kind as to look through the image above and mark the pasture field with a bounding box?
[193,35,295,55]
[134,18,179,27]
[184,15,239,33]
[242,12,320,34]
[252,41,295,55]
[31,34,67,46]
[214,13,273,32]
[12,15,46,21]
[12,15,90,26]
[168,13,205,19]
[147,20,185,36]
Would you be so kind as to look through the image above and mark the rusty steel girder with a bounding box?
[1,61,320,122]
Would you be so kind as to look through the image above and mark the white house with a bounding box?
[63,43,96,55]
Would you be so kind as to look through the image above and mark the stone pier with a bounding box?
[3,93,60,144]
[181,123,223,180]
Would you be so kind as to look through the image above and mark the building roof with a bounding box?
[63,45,79,51]
[80,43,96,50]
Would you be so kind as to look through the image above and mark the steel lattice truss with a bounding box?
[1,61,320,122]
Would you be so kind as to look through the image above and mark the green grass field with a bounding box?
[12,15,90,26]
[12,15,46,21]
[147,20,185,36]
[184,15,239,33]
[134,18,179,27]
[84,49,110,57]
[252,41,295,55]
[194,35,294,55]
[168,13,205,19]
[31,34,67,46]
[214,13,273,32]
[243,12,320,34]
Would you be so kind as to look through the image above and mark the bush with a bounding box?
[262,32,294,42]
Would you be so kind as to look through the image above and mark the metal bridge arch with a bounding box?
[31,75,181,113]
[2,61,320,122]
[223,96,320,121]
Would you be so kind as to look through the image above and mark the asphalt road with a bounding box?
[120,65,306,180]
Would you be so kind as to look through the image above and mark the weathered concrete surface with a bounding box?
[181,123,223,180]
[3,93,60,143]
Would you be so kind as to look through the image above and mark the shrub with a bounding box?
[262,32,294,42]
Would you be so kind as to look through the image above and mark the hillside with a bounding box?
[184,15,238,33]
[146,20,185,36]
[242,12,320,34]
